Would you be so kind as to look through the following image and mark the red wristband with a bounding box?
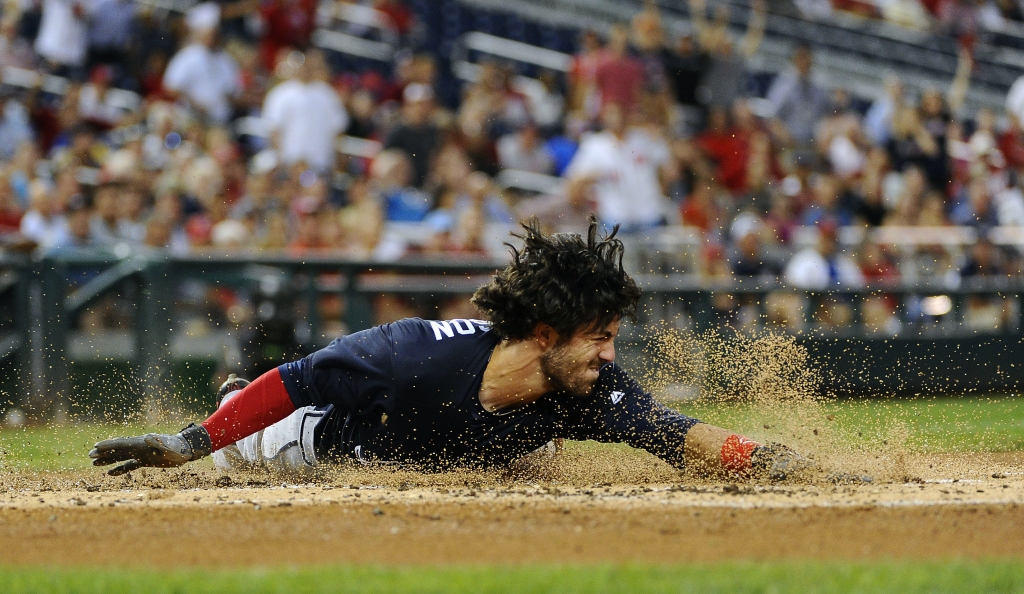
[202,368,296,451]
[720,434,759,473]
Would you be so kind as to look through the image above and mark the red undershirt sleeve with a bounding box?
[201,368,297,452]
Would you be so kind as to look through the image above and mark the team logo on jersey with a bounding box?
[430,319,491,341]
[610,391,625,404]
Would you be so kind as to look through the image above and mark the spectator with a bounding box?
[730,228,779,278]
[371,148,432,222]
[459,61,530,138]
[0,93,35,162]
[51,193,95,249]
[20,180,65,249]
[800,174,855,227]
[568,29,608,117]
[118,185,147,244]
[766,44,831,148]
[998,112,1024,171]
[162,4,241,124]
[262,50,349,174]
[496,122,555,175]
[78,66,125,128]
[680,177,723,233]
[288,196,324,253]
[564,102,675,232]
[525,70,565,133]
[961,238,1002,277]
[258,0,316,72]
[858,242,901,332]
[87,0,136,74]
[764,193,799,244]
[816,89,868,180]
[630,4,669,95]
[850,148,890,226]
[0,172,24,233]
[784,224,864,289]
[951,178,999,227]
[89,179,123,244]
[663,33,709,132]
[914,49,973,186]
[426,170,513,232]
[337,176,384,258]
[0,16,36,69]
[886,107,943,188]
[593,24,644,114]
[384,83,440,188]
[688,0,766,110]
[695,106,749,194]
[35,0,93,76]
[864,75,904,146]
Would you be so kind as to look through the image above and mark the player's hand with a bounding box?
[750,442,813,480]
[89,424,212,476]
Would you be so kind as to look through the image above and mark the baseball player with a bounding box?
[90,219,807,480]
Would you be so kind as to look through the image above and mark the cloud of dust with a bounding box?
[639,326,914,483]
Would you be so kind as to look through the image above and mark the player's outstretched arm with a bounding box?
[89,424,212,476]
[684,422,810,480]
[89,368,298,475]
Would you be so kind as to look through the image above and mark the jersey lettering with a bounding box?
[430,319,490,341]
[430,321,456,340]
[451,319,476,335]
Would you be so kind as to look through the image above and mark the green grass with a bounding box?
[0,423,178,471]
[1,562,1023,593]
[683,394,1024,453]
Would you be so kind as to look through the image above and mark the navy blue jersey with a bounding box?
[278,318,699,468]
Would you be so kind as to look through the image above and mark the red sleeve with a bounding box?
[202,368,297,451]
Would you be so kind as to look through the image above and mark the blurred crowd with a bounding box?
[0,0,1024,334]
[800,0,1024,42]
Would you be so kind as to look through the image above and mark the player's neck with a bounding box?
[478,340,549,413]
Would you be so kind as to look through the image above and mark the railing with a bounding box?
[312,2,400,62]
[1,65,143,112]
[5,247,1024,408]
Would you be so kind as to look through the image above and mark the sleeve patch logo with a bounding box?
[610,391,625,404]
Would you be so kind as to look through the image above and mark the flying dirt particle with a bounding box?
[373,507,384,516]
[70,497,86,506]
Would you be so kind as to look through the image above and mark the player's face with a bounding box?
[540,319,619,397]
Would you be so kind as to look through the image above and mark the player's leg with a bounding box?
[210,379,324,475]
[683,422,808,479]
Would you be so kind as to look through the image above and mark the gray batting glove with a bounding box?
[89,423,212,476]
[750,442,814,481]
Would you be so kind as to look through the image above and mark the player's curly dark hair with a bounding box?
[472,217,642,341]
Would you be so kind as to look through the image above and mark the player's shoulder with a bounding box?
[588,362,645,407]
[387,317,494,344]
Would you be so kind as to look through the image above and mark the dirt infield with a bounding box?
[2,451,1023,566]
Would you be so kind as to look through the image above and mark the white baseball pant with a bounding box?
[211,389,326,475]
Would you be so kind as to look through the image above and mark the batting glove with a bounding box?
[750,442,813,481]
[89,423,212,476]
